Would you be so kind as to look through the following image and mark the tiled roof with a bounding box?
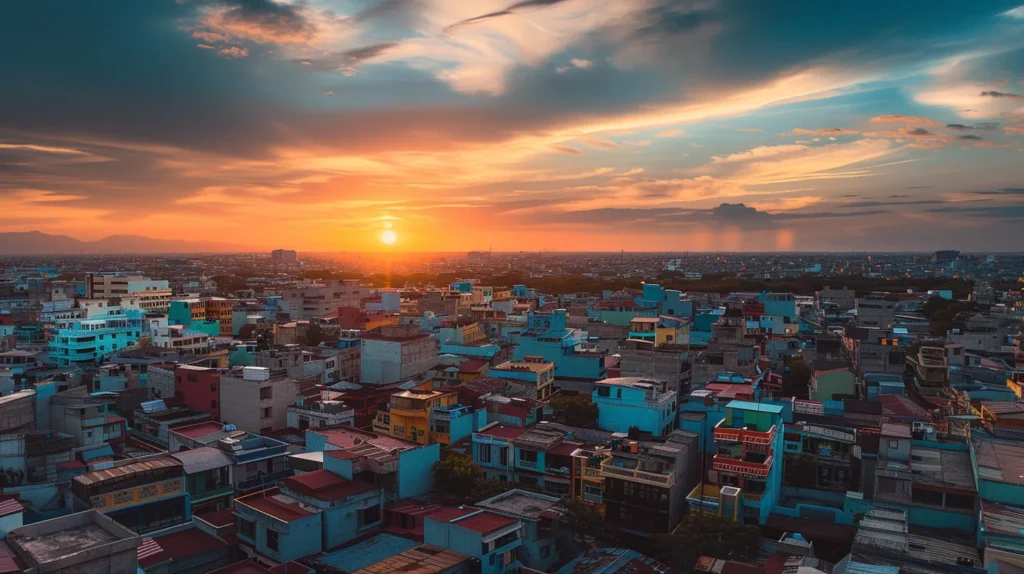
[236,488,315,523]
[283,470,376,502]
[0,498,24,519]
[137,528,228,568]
[316,533,420,571]
[452,511,518,534]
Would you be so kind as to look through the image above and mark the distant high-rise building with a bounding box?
[932,250,960,264]
[467,250,491,263]
[270,249,298,263]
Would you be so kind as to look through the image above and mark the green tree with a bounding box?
[433,455,483,500]
[654,512,762,568]
[304,322,335,347]
[549,396,599,427]
[559,497,614,547]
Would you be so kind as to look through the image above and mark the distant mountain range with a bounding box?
[0,231,252,255]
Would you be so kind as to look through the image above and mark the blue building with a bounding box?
[514,310,606,382]
[450,281,475,293]
[637,283,691,318]
[593,378,677,437]
[305,426,440,502]
[425,507,523,574]
[69,456,191,535]
[477,489,573,572]
[709,401,784,525]
[50,308,143,367]
[761,292,798,323]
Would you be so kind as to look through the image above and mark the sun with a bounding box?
[381,230,397,245]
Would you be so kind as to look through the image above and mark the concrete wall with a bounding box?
[398,444,440,499]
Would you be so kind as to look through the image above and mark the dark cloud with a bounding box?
[927,205,1024,218]
[904,186,930,190]
[906,128,932,136]
[711,203,770,221]
[971,188,1024,195]
[957,134,983,141]
[531,203,888,228]
[217,0,315,39]
[946,123,998,130]
[980,91,1023,99]
[841,199,943,208]
[446,0,572,30]
[293,42,399,70]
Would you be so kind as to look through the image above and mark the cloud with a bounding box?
[445,0,574,30]
[733,128,763,133]
[971,187,1024,195]
[550,144,582,155]
[656,129,683,138]
[198,0,320,45]
[869,115,941,126]
[946,122,999,130]
[980,90,1023,99]
[791,128,859,136]
[957,134,984,140]
[218,46,248,58]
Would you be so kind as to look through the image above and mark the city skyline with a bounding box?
[3,1,1024,252]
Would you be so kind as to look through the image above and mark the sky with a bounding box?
[2,0,1024,252]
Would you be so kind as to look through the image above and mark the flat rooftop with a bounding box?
[15,524,116,563]
[476,489,560,520]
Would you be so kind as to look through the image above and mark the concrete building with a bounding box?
[856,298,896,329]
[287,395,355,430]
[0,389,36,434]
[279,279,363,320]
[489,357,555,401]
[49,386,125,449]
[514,310,607,385]
[7,510,141,574]
[594,378,677,437]
[50,308,143,367]
[709,401,784,525]
[816,286,856,312]
[168,297,234,337]
[361,324,438,385]
[219,367,311,434]
[373,389,459,444]
[70,456,191,535]
[118,280,173,313]
[86,273,148,299]
[270,249,298,264]
[617,339,692,397]
[168,421,292,495]
[476,489,570,572]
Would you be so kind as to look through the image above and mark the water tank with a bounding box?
[242,366,271,381]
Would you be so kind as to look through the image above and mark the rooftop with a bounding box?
[450,511,519,535]
[352,545,472,574]
[235,488,315,523]
[315,533,420,572]
[283,470,377,502]
[595,377,665,390]
[137,528,228,568]
[314,426,419,451]
[74,456,181,487]
[556,547,681,574]
[476,489,561,520]
[725,400,783,414]
[14,524,116,563]
[908,447,975,491]
[474,424,530,440]
[880,423,912,439]
[492,360,554,373]
[973,438,1024,485]
[172,421,228,439]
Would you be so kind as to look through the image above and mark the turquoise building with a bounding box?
[593,378,677,436]
[710,401,785,525]
[50,308,143,367]
[425,507,523,574]
[638,283,691,318]
[477,489,571,572]
[514,310,606,381]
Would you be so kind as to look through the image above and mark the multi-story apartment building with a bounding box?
[514,310,607,386]
[617,339,693,397]
[373,388,459,444]
[219,366,312,434]
[70,456,191,535]
[50,308,143,367]
[360,324,438,385]
[472,422,587,498]
[270,249,298,263]
[49,386,125,449]
[85,273,144,299]
[593,377,677,437]
[0,389,37,434]
[709,401,784,525]
[287,395,355,430]
[599,430,699,536]
[476,489,569,572]
[7,511,142,574]
[168,421,292,494]
[279,279,363,320]
[490,357,555,401]
[856,297,896,328]
[151,323,211,355]
[169,297,234,337]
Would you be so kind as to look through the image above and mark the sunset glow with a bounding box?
[2,1,1024,251]
[381,230,397,245]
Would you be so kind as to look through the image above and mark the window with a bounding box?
[359,505,381,527]
[520,450,538,463]
[478,445,492,463]
[597,386,610,397]
[210,383,217,392]
[210,400,218,409]
[266,529,279,551]
[541,545,551,559]
[238,518,255,539]
[888,440,899,449]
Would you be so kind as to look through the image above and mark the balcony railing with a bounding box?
[599,464,675,487]
[581,467,602,479]
[711,455,773,478]
[236,469,294,493]
[518,460,538,470]
[742,492,764,503]
[713,421,776,446]
[474,433,510,445]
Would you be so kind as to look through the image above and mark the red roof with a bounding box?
[172,421,225,439]
[326,449,362,460]
[196,508,236,528]
[137,528,228,568]
[208,561,274,574]
[56,460,85,470]
[426,506,478,523]
[475,425,529,440]
[283,470,376,502]
[459,359,489,374]
[0,498,23,518]
[315,427,418,451]
[236,489,315,523]
[880,394,927,418]
[453,511,518,535]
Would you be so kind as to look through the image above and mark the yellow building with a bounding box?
[373,389,458,445]
[570,447,607,516]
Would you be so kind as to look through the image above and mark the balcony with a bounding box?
[518,459,538,470]
[712,455,773,478]
[236,469,294,493]
[473,433,511,445]
[713,421,776,446]
[742,492,764,503]
[599,464,676,487]
[583,492,603,504]
[581,467,602,479]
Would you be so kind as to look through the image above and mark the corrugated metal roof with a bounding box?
[80,444,115,462]
[0,498,24,518]
[170,447,233,474]
[141,399,167,413]
[74,456,181,486]
[316,533,419,571]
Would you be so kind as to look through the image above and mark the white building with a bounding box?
[360,325,438,385]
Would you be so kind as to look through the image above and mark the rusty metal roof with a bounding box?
[73,457,181,487]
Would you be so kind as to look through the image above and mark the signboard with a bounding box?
[90,478,183,512]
